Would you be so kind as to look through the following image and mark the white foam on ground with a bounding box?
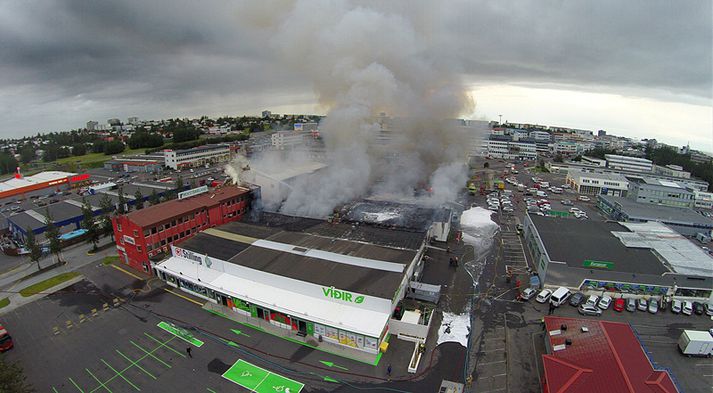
[437,312,471,347]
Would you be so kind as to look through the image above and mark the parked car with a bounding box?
[578,305,602,316]
[637,298,648,311]
[585,295,600,308]
[569,292,585,307]
[682,301,693,316]
[626,298,637,312]
[705,302,713,316]
[648,300,659,314]
[521,288,537,301]
[671,299,682,314]
[598,295,612,310]
[578,195,591,202]
[561,199,573,206]
[536,289,552,303]
[613,298,625,312]
[693,302,704,315]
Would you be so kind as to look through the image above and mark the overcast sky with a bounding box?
[0,1,711,151]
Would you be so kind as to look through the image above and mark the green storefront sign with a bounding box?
[583,260,614,270]
[322,286,364,304]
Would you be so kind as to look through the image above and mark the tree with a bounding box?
[175,175,184,193]
[134,189,144,210]
[150,189,160,206]
[98,194,115,240]
[72,143,87,156]
[0,358,34,393]
[44,209,62,264]
[81,198,99,251]
[483,162,490,168]
[0,151,19,174]
[554,153,564,163]
[19,145,35,163]
[25,227,42,270]
[104,140,126,155]
[117,187,127,214]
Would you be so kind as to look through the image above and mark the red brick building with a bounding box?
[112,186,252,274]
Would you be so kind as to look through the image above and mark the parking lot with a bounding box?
[468,158,713,393]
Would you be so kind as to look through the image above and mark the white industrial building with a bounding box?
[483,135,537,160]
[163,144,231,170]
[694,190,713,210]
[271,131,305,150]
[604,154,653,173]
[566,170,629,196]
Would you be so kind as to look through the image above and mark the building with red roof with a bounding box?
[112,185,253,274]
[541,316,679,393]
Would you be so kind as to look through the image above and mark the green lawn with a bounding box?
[19,272,81,297]
[55,148,147,167]
[102,256,120,265]
[0,298,9,309]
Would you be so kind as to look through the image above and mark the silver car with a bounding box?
[648,300,658,314]
[578,305,602,316]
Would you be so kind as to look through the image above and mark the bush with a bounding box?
[103,140,126,155]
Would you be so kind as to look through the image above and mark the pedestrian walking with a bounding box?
[186,347,192,358]
[548,303,555,315]
[387,364,392,377]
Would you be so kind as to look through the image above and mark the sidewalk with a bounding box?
[0,236,116,290]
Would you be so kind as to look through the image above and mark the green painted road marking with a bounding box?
[206,389,218,393]
[52,386,60,393]
[143,332,186,358]
[322,376,340,383]
[101,359,140,391]
[258,373,304,393]
[131,340,171,368]
[116,350,156,379]
[69,377,85,392]
[227,340,240,348]
[157,321,204,347]
[222,359,304,393]
[86,368,112,393]
[319,360,348,370]
[230,328,250,337]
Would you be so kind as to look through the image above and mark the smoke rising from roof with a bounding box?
[236,1,481,217]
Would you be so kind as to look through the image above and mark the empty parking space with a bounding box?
[53,330,187,392]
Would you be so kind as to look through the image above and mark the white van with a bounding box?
[550,287,572,306]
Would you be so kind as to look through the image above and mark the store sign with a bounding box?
[123,235,135,245]
[583,260,614,270]
[322,286,364,304]
[174,247,205,265]
[178,185,208,200]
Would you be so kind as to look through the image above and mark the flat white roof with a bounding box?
[252,161,327,182]
[0,171,76,193]
[613,221,713,276]
[157,256,390,337]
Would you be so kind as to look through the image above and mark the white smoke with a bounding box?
[235,1,485,217]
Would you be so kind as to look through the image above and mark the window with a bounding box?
[117,223,122,232]
[137,245,142,253]
[133,230,139,237]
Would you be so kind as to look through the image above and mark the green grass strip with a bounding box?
[204,308,381,366]
[19,272,81,297]
[143,332,186,358]
[102,256,120,266]
[69,377,85,392]
[157,321,204,347]
[86,368,113,393]
[0,297,9,309]
[115,350,156,379]
[100,359,140,391]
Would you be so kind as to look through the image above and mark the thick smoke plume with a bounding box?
[234,1,480,217]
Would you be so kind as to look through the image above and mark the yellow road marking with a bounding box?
[163,288,203,306]
[109,264,144,280]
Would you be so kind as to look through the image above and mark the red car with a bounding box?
[613,298,625,312]
[0,324,13,352]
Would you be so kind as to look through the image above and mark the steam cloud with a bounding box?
[233,1,482,217]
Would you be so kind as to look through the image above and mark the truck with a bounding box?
[678,330,713,357]
[0,323,13,352]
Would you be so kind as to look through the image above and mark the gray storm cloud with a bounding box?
[233,0,478,217]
